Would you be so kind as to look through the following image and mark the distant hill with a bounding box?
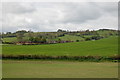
[1,29,118,44]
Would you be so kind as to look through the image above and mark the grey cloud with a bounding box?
[60,2,117,24]
[61,3,101,24]
[2,2,36,14]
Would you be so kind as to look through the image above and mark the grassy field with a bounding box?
[2,36,118,78]
[59,34,84,41]
[2,36,118,56]
[2,37,17,42]
[2,60,118,78]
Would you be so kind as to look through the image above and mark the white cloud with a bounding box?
[2,2,118,32]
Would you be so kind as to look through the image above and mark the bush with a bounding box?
[76,40,80,42]
[2,42,14,44]
[2,54,120,62]
[85,37,91,41]
[91,35,103,40]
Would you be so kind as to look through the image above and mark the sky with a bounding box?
[1,2,118,32]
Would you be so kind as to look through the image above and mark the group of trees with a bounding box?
[84,35,103,41]
[15,30,47,43]
[29,37,46,43]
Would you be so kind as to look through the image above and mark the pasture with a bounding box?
[2,60,118,78]
[2,36,118,78]
[2,36,118,56]
[59,34,84,41]
[2,37,17,42]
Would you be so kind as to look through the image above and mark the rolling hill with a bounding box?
[2,36,118,56]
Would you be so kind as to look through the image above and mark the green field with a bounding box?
[2,36,118,56]
[59,34,84,41]
[2,60,118,78]
[2,37,17,42]
[2,33,118,78]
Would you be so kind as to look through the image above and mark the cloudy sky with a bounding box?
[1,2,118,32]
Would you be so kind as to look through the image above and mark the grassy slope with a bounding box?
[3,34,85,42]
[3,37,17,42]
[3,37,29,42]
[97,30,118,36]
[3,60,118,78]
[2,36,118,56]
[59,35,84,41]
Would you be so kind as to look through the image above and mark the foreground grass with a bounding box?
[2,36,118,56]
[2,60,118,78]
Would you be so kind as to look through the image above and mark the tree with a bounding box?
[29,37,34,42]
[29,37,46,43]
[76,40,80,42]
[15,30,27,34]
[6,32,11,34]
[41,38,46,43]
[57,29,66,32]
[58,38,61,42]
[91,35,102,40]
[85,37,91,41]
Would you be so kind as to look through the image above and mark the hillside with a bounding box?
[1,29,118,44]
[2,36,118,56]
[59,35,84,41]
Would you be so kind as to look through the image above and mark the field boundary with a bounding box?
[2,54,120,62]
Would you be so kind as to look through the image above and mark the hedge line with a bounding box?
[1,54,120,62]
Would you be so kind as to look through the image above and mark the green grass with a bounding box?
[59,34,84,41]
[97,30,118,37]
[2,60,118,78]
[2,36,118,56]
[3,37,29,42]
[83,35,94,38]
[3,37,17,42]
[0,60,1,79]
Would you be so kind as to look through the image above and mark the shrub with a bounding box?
[2,54,120,62]
[76,40,80,42]
[85,37,91,41]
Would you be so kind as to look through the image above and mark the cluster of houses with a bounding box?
[16,40,74,45]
